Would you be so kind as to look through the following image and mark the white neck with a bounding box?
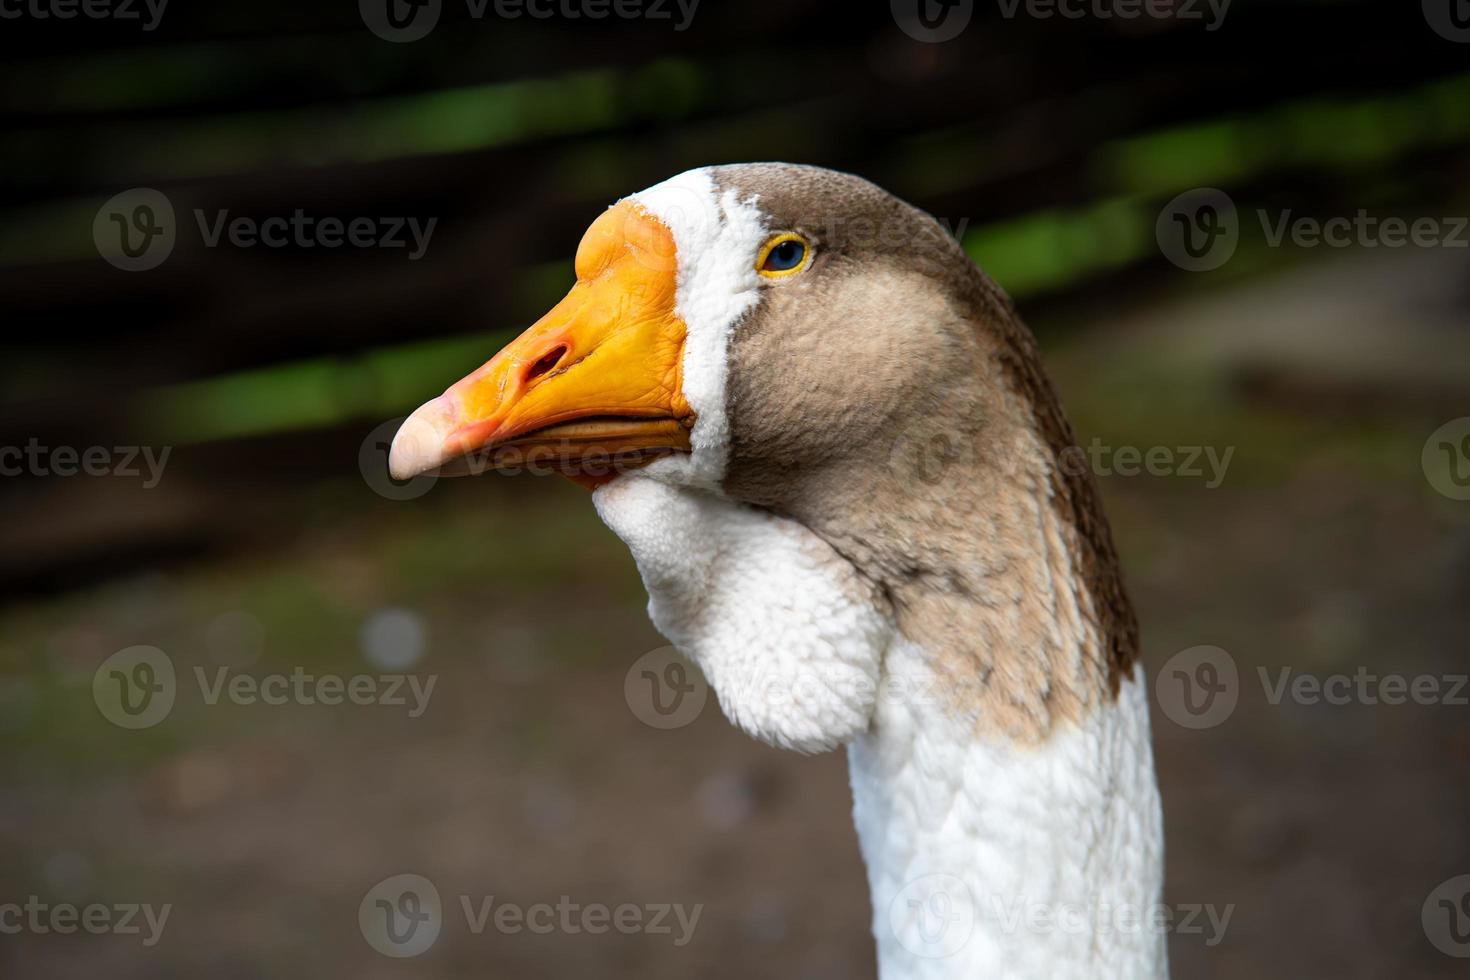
[593,477,1167,979]
[849,646,1166,979]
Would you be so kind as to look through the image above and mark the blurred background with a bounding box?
[2,0,1469,976]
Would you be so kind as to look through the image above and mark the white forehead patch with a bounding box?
[625,167,767,490]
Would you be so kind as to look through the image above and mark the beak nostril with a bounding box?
[525,345,568,383]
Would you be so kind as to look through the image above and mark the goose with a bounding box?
[387,163,1167,979]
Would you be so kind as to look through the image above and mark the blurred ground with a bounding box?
[1,244,1466,978]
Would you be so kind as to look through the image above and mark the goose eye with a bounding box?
[765,240,804,270]
[757,233,811,278]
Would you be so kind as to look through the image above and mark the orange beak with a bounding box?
[388,201,693,488]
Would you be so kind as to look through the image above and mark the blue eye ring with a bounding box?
[756,232,812,278]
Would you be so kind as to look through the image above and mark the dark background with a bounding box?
[2,1,1469,977]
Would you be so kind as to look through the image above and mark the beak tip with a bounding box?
[386,452,420,482]
[388,400,455,480]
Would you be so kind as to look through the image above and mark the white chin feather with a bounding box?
[594,476,891,753]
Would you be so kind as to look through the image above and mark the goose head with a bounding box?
[390,162,1137,748]
[389,163,1165,976]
